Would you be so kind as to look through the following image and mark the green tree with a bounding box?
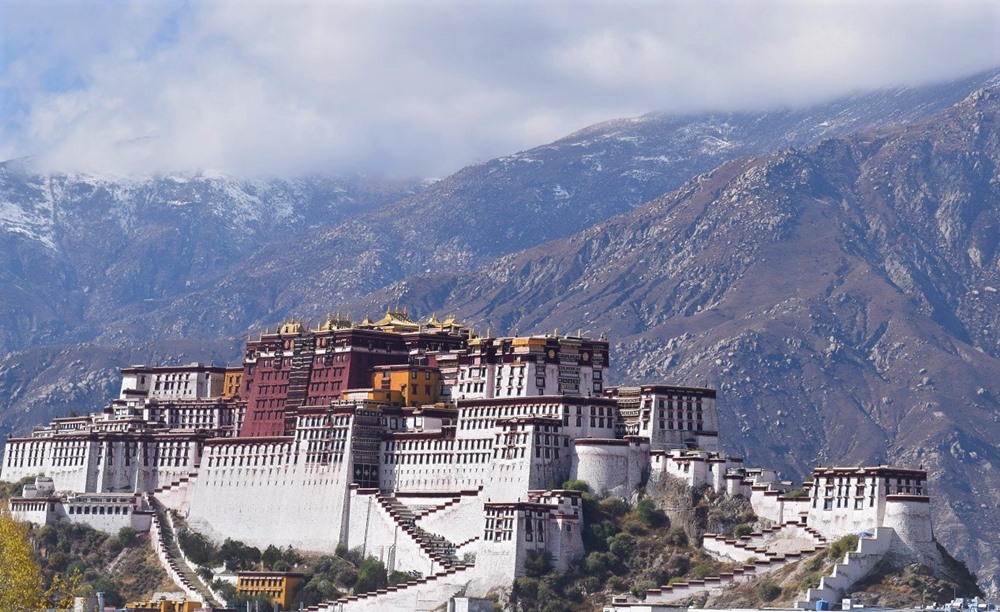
[608,533,635,560]
[561,479,590,493]
[353,557,388,594]
[281,545,302,566]
[0,510,45,611]
[219,538,261,571]
[262,544,282,569]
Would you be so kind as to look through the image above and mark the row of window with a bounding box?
[383,452,492,465]
[67,505,132,516]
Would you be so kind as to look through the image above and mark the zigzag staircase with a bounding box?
[627,520,829,606]
[794,527,895,609]
[703,520,828,562]
[300,490,476,611]
[304,564,475,611]
[151,471,198,495]
[374,491,461,568]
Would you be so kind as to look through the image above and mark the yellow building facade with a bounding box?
[372,365,441,407]
[236,571,304,608]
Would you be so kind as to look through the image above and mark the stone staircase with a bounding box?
[147,495,224,608]
[151,471,198,495]
[304,563,475,612]
[374,492,461,568]
[703,520,828,563]
[621,521,831,606]
[794,527,895,609]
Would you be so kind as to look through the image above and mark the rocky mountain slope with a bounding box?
[93,70,1000,345]
[354,89,1000,595]
[0,167,423,354]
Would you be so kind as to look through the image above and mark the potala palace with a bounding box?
[1,310,951,610]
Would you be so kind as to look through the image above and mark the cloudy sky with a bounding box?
[1,0,998,178]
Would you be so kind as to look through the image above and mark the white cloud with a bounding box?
[1,0,998,177]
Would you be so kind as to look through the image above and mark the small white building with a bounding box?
[9,476,152,534]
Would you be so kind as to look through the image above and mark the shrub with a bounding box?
[513,576,539,599]
[178,530,216,566]
[335,567,359,587]
[598,496,628,518]
[584,551,613,578]
[218,539,261,571]
[607,576,627,591]
[104,537,123,556]
[784,487,808,499]
[754,581,782,602]
[827,534,859,561]
[338,545,365,566]
[690,562,714,579]
[608,533,635,560]
[117,527,137,548]
[561,479,590,493]
[665,527,688,547]
[580,493,600,524]
[581,576,601,594]
[630,580,657,600]
[389,570,418,586]
[800,571,823,590]
[634,498,669,528]
[524,550,553,578]
[212,580,236,600]
[584,519,615,552]
[46,551,69,572]
[648,567,671,586]
[282,545,303,566]
[667,553,690,576]
[197,566,213,582]
[733,523,753,538]
[354,558,388,594]
[36,525,59,549]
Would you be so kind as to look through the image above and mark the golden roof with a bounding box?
[371,307,420,330]
[278,320,304,335]
[316,313,352,331]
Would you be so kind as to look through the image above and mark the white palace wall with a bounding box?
[183,439,352,553]
[95,438,201,493]
[2,437,95,492]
